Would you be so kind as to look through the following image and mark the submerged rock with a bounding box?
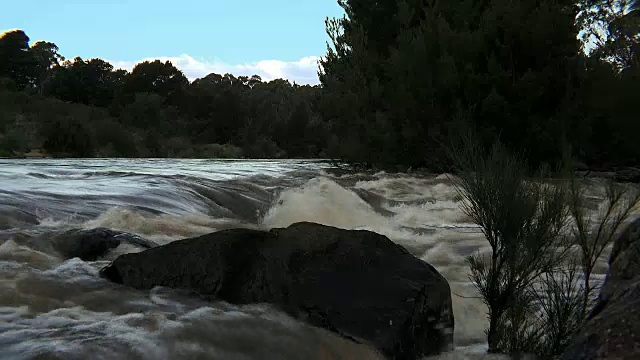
[100,222,454,359]
[561,217,640,359]
[51,228,158,261]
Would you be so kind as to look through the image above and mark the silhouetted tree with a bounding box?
[320,0,582,169]
[47,57,122,107]
[0,30,36,89]
[30,41,64,93]
[123,60,188,105]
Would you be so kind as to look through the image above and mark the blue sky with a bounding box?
[1,0,345,84]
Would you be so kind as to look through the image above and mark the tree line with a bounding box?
[0,30,328,158]
[1,0,638,171]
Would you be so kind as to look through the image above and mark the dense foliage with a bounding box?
[0,31,328,158]
[320,0,639,170]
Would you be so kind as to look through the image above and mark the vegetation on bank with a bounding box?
[320,0,639,170]
[1,0,639,168]
[450,133,640,358]
[0,30,328,159]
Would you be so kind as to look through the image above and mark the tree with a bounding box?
[578,0,639,70]
[0,30,36,89]
[29,41,64,93]
[47,57,122,107]
[0,30,330,160]
[123,60,189,105]
[282,101,311,157]
[570,0,640,168]
[320,0,581,169]
[181,72,249,144]
[120,92,179,136]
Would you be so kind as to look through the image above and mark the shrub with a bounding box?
[448,133,570,354]
[568,176,640,316]
[41,115,95,157]
[528,261,584,358]
[449,133,640,358]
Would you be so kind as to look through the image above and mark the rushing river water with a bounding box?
[0,159,618,359]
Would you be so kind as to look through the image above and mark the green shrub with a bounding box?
[449,134,570,353]
[450,133,640,358]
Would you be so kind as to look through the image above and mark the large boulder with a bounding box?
[100,222,454,359]
[561,217,640,359]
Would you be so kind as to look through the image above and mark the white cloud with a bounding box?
[108,54,322,85]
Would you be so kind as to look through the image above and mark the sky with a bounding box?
[0,0,345,84]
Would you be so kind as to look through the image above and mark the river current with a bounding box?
[0,159,616,359]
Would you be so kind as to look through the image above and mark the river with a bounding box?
[0,159,614,359]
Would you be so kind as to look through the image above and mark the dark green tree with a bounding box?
[30,41,64,93]
[47,57,122,107]
[182,72,248,144]
[320,0,581,169]
[0,30,36,89]
[0,30,328,159]
[120,92,180,137]
[123,60,189,105]
[281,101,311,157]
[571,0,639,167]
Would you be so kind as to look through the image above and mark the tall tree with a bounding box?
[29,41,64,93]
[572,0,640,167]
[0,30,36,89]
[320,0,581,169]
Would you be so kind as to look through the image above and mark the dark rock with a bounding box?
[51,228,158,261]
[561,218,640,359]
[100,222,454,359]
[615,167,640,184]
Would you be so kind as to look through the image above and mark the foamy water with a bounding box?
[0,159,625,359]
